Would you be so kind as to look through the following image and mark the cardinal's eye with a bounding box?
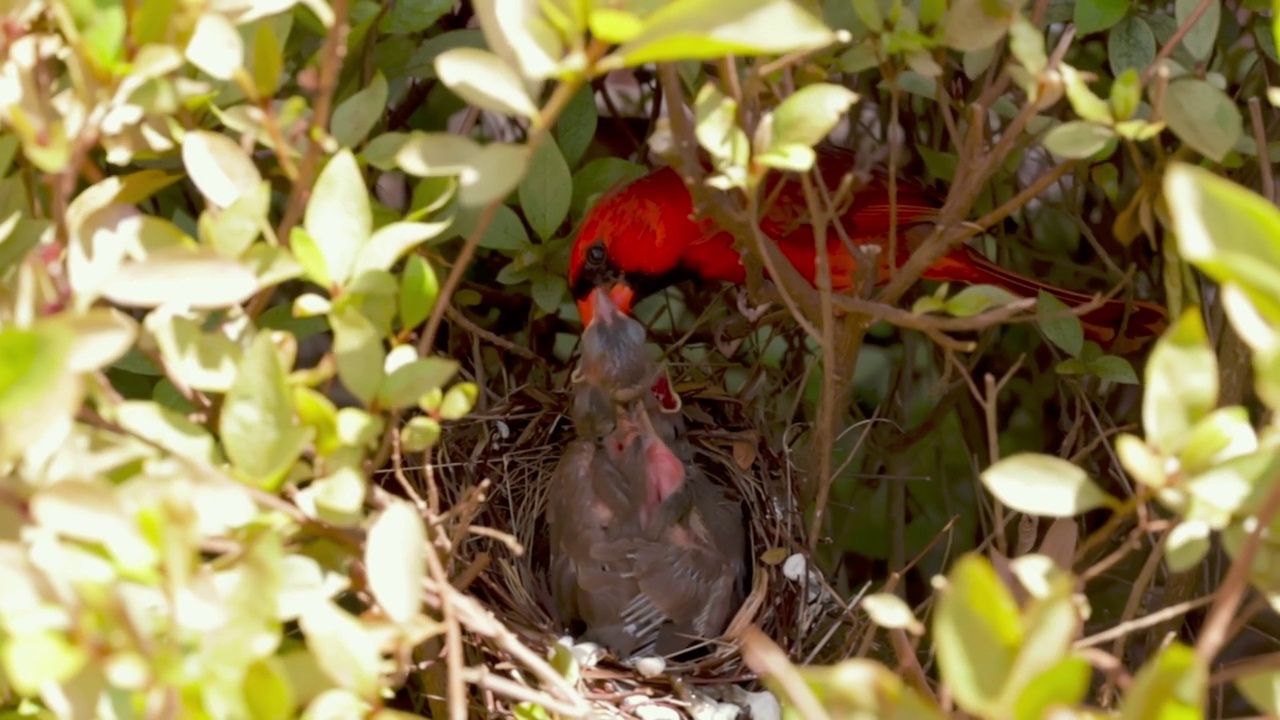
[586,243,607,266]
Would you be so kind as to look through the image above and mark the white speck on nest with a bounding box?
[630,655,667,678]
[782,552,808,581]
[570,641,604,668]
[633,705,682,720]
[723,686,782,720]
[782,552,826,604]
[688,694,741,720]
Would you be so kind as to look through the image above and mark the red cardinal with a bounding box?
[548,288,746,658]
[568,146,1168,352]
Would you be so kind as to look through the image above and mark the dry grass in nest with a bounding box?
[423,325,862,712]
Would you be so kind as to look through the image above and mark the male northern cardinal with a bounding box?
[568,145,1168,351]
[548,288,747,658]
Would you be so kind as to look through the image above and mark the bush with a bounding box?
[0,0,1278,717]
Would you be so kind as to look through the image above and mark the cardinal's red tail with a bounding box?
[923,245,1168,352]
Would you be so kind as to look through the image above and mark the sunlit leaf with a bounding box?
[305,150,372,287]
[981,453,1112,517]
[183,130,264,209]
[221,333,311,489]
[365,500,426,624]
[435,47,539,120]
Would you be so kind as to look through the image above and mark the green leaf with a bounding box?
[1118,643,1205,720]
[435,47,539,120]
[458,142,531,206]
[1161,77,1243,163]
[244,658,296,720]
[1036,290,1085,357]
[1165,520,1211,573]
[1181,406,1257,473]
[944,284,1020,317]
[52,307,139,373]
[291,228,332,288]
[1235,668,1280,717]
[555,85,599,167]
[933,554,1023,716]
[365,499,426,624]
[354,220,452,276]
[116,400,221,465]
[943,0,1019,51]
[520,137,573,240]
[1176,0,1220,60]
[1073,0,1129,35]
[1011,656,1091,720]
[144,307,241,392]
[1142,308,1217,453]
[380,0,452,33]
[205,180,270,258]
[860,593,924,634]
[438,382,479,420]
[101,247,260,309]
[330,306,386,407]
[185,11,244,80]
[331,71,389,148]
[182,130,264,209]
[608,0,839,67]
[1,631,88,695]
[399,255,439,330]
[306,150,372,288]
[1165,163,1280,339]
[221,333,311,489]
[1060,65,1113,123]
[298,600,382,700]
[1109,69,1141,121]
[1108,16,1157,75]
[251,21,284,98]
[401,416,442,452]
[377,357,460,410]
[479,204,531,251]
[981,453,1113,517]
[530,271,567,314]
[762,83,859,165]
[1088,355,1139,384]
[1008,15,1047,74]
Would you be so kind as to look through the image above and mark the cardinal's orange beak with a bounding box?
[578,283,636,327]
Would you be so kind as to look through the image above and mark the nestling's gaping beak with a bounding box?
[579,283,636,327]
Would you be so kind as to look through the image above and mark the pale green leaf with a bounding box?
[183,130,264,209]
[438,382,478,420]
[981,453,1112,516]
[400,416,442,452]
[377,357,459,410]
[221,333,311,489]
[185,11,244,80]
[305,150,372,287]
[1142,308,1217,452]
[365,500,426,624]
[52,308,138,373]
[933,554,1023,716]
[354,220,452,276]
[399,255,439,330]
[458,142,531,206]
[768,83,859,151]
[298,600,382,700]
[330,306,385,406]
[1236,669,1280,717]
[1118,643,1205,720]
[860,593,924,634]
[116,400,221,465]
[435,47,539,120]
[1165,520,1211,573]
[943,0,1018,51]
[101,247,260,309]
[610,0,839,67]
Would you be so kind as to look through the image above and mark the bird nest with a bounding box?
[425,323,849,714]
